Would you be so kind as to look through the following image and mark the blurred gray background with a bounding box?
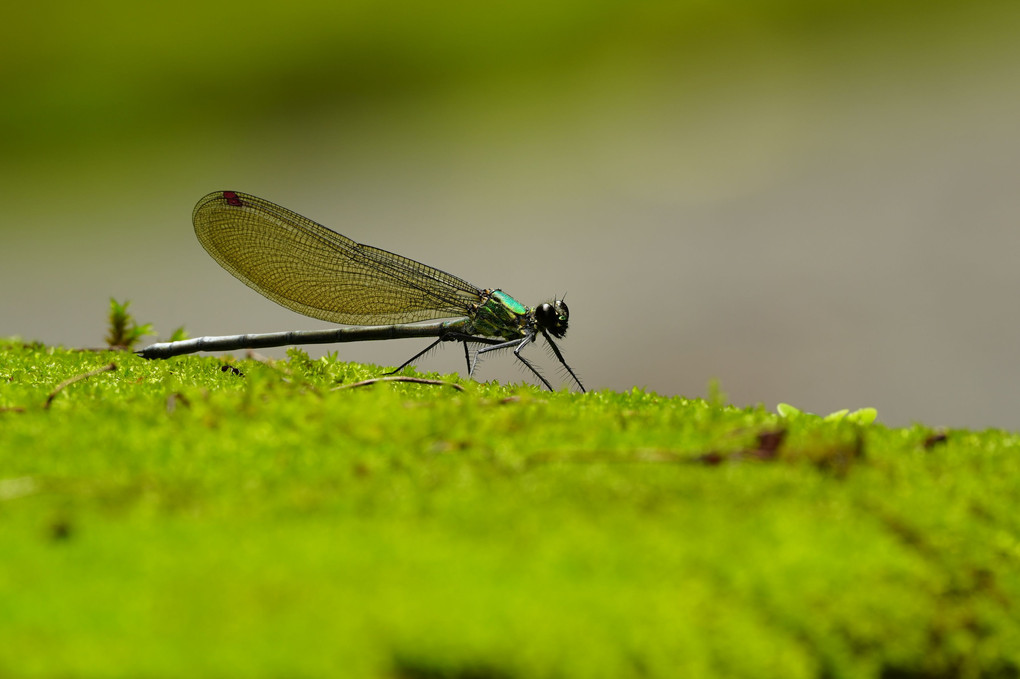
[3,1,1019,428]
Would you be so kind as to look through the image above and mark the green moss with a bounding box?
[1,340,1018,678]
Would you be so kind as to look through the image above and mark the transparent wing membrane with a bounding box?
[193,191,482,326]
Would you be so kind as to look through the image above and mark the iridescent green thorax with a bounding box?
[469,289,531,340]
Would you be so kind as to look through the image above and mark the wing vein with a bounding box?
[192,191,482,326]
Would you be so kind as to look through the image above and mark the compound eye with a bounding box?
[535,303,557,326]
[536,301,569,338]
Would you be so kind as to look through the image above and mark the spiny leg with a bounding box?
[471,336,520,377]
[473,333,554,391]
[512,338,554,391]
[454,335,507,375]
[541,331,586,393]
[385,337,446,376]
[386,332,504,377]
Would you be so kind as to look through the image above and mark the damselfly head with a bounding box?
[535,300,570,338]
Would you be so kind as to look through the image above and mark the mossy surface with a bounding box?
[1,340,1018,678]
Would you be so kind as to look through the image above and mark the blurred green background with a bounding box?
[3,0,1020,427]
